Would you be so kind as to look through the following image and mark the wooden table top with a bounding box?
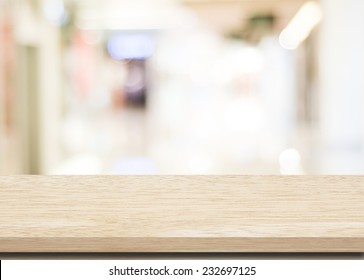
[1,176,364,252]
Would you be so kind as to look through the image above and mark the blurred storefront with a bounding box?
[1,0,364,175]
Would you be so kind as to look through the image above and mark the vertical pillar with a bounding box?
[13,0,62,174]
[38,10,62,174]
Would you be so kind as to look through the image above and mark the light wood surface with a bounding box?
[1,176,364,252]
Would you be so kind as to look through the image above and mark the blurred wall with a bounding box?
[319,0,364,173]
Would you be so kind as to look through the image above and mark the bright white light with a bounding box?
[42,0,68,26]
[224,99,265,133]
[237,47,264,73]
[107,33,154,60]
[279,148,303,174]
[279,2,322,50]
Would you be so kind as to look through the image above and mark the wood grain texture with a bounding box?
[1,176,364,252]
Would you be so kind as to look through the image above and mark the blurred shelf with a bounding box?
[1,175,364,252]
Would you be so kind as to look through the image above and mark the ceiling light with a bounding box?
[279,2,322,50]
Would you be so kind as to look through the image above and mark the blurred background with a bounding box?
[0,0,363,175]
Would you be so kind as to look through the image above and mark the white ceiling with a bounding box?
[66,0,310,33]
[184,0,309,32]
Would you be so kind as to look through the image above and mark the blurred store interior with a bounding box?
[1,0,364,175]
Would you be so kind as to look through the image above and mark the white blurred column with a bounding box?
[318,0,364,173]
[38,8,62,174]
[14,0,62,174]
